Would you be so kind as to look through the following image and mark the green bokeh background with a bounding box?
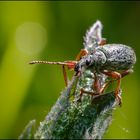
[0,1,139,139]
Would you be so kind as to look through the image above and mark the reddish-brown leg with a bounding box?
[99,69,133,94]
[78,88,99,102]
[121,69,133,78]
[99,38,107,46]
[92,73,101,93]
[76,49,88,61]
[99,80,112,94]
[62,61,78,86]
[80,88,99,96]
[78,69,133,103]
[102,70,122,103]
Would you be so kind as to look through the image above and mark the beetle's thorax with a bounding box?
[89,50,107,67]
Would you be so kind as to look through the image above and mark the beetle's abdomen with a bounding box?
[99,44,136,70]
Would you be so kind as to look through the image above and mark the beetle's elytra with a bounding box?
[75,44,136,74]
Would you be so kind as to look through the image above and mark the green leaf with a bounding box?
[19,120,36,139]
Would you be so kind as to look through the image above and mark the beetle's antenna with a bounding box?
[29,61,78,70]
[29,60,71,66]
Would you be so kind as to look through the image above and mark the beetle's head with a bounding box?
[74,50,107,76]
[74,55,92,76]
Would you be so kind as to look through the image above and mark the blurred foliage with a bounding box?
[0,1,139,139]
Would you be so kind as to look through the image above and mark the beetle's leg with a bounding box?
[99,38,107,46]
[76,49,88,61]
[121,69,133,78]
[78,88,98,102]
[102,70,122,104]
[62,60,84,86]
[62,61,77,86]
[100,69,133,94]
[92,72,101,93]
[99,80,112,94]
[81,88,99,96]
[29,60,77,87]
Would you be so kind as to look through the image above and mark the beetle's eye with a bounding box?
[86,59,91,66]
[74,64,80,72]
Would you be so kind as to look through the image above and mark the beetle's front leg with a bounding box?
[102,70,122,104]
[77,88,99,102]
[62,61,77,86]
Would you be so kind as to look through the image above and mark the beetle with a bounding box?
[29,20,136,104]
[74,44,136,103]
[74,20,136,103]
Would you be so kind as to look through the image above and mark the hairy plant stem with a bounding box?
[19,70,120,139]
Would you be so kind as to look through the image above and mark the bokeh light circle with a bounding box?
[15,22,47,55]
